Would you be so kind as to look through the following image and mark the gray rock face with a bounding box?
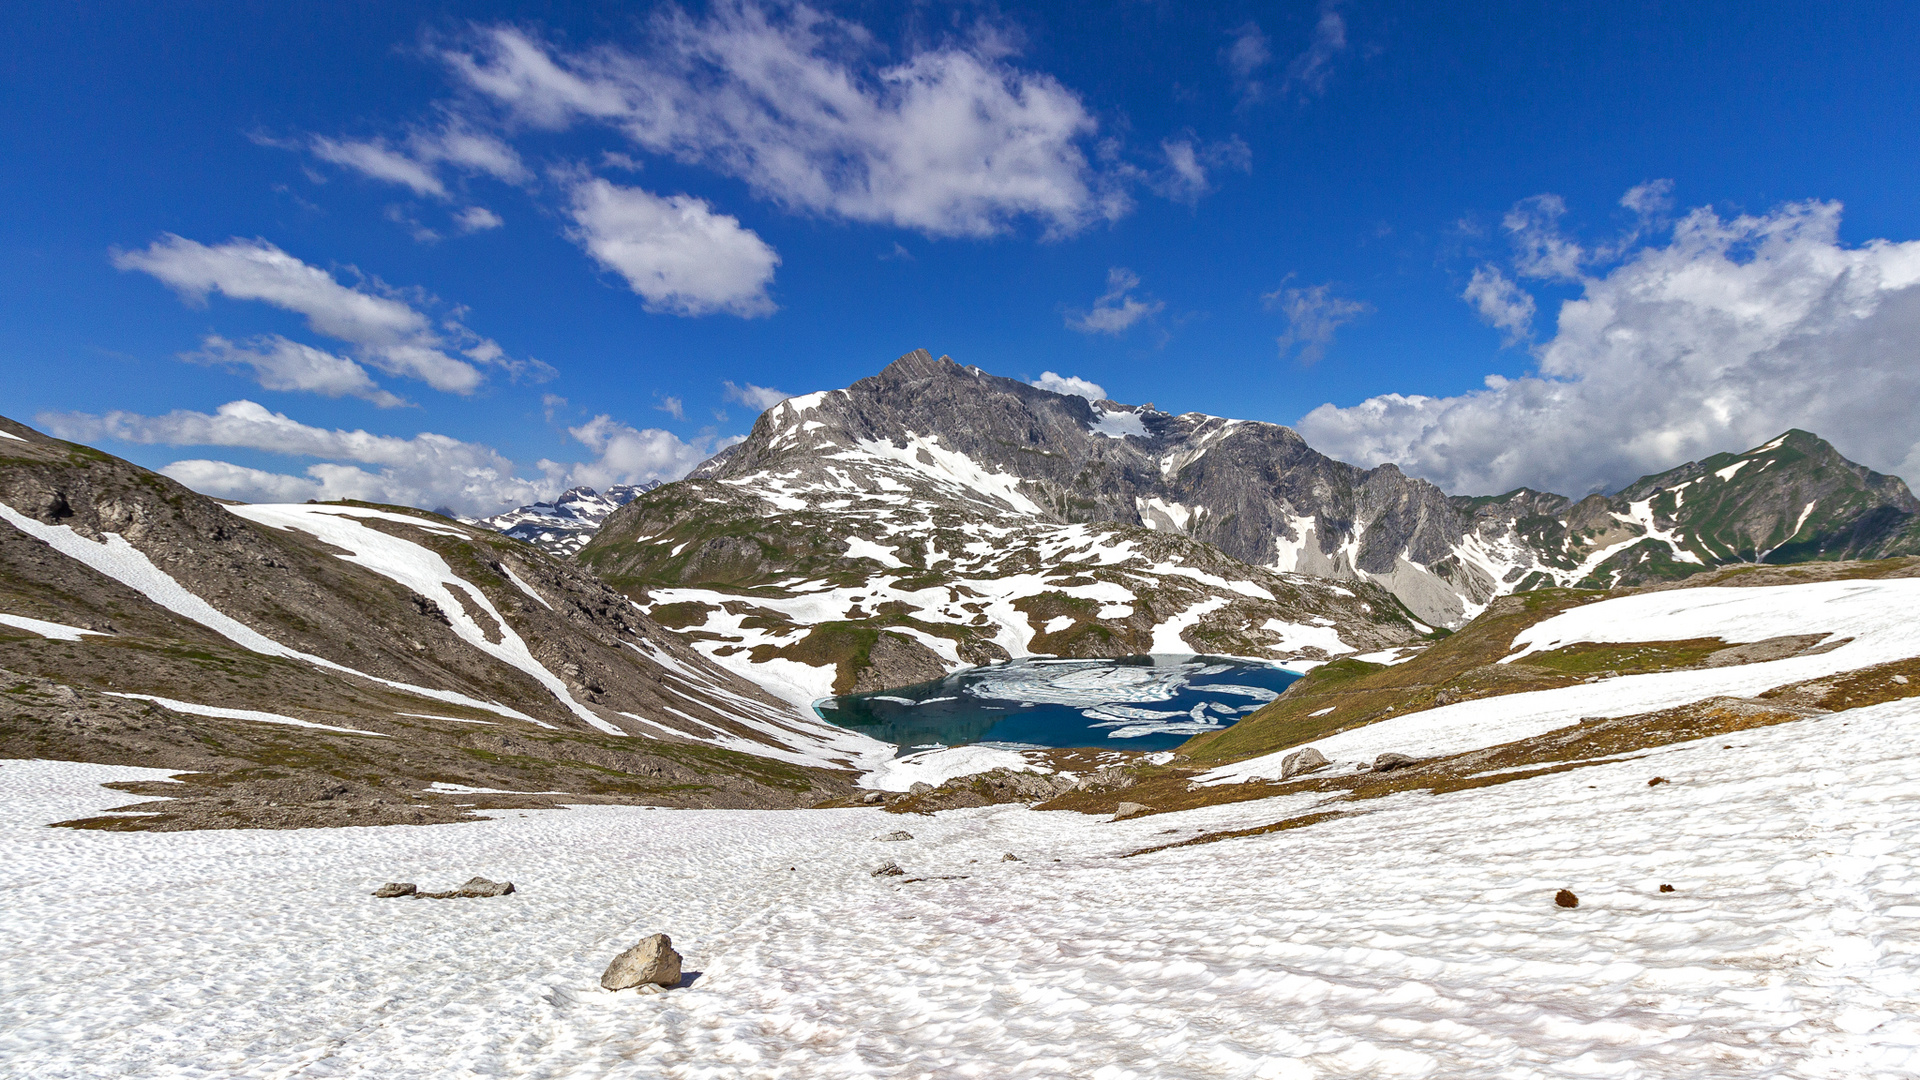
[600,933,683,991]
[1372,753,1418,773]
[372,882,417,898]
[1280,748,1328,779]
[907,782,934,796]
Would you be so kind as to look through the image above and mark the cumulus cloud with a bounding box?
[1031,371,1107,401]
[111,235,538,394]
[1265,281,1370,364]
[1066,268,1164,335]
[1298,198,1920,494]
[37,400,728,516]
[1285,1,1349,97]
[184,334,409,408]
[441,8,1116,237]
[722,380,791,411]
[454,206,504,232]
[1461,266,1537,345]
[565,415,732,490]
[304,120,529,199]
[564,176,779,316]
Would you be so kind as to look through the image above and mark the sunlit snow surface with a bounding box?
[6,696,1920,1077]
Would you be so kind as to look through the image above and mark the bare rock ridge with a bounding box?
[0,416,868,827]
[570,349,1916,698]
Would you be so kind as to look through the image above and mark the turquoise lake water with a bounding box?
[815,655,1301,755]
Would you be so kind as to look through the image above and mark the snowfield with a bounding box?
[5,695,1920,1077]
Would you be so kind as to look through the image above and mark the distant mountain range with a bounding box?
[558,350,1918,698]
[475,483,658,556]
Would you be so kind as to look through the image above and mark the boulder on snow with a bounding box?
[454,876,515,898]
[1372,753,1418,773]
[861,791,885,804]
[908,782,934,796]
[601,933,683,991]
[1112,802,1151,821]
[1554,889,1580,908]
[372,882,417,898]
[872,830,913,842]
[872,861,905,877]
[1280,748,1328,779]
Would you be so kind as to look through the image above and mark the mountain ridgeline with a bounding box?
[578,350,1920,633]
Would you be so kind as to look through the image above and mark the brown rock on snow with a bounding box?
[601,933,683,991]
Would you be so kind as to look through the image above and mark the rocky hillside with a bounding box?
[476,483,657,556]
[0,417,880,827]
[579,351,1919,651]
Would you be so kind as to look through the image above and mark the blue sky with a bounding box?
[7,1,1920,513]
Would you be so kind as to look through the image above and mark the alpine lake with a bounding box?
[815,655,1301,755]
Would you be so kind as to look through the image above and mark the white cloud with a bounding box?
[1222,22,1272,104]
[1031,371,1107,401]
[1285,1,1349,97]
[722,380,791,411]
[185,334,409,408]
[454,206,504,232]
[442,9,1115,237]
[1066,268,1164,335]
[111,235,534,394]
[1504,193,1585,281]
[1155,137,1251,204]
[1461,266,1537,345]
[1265,281,1370,364]
[306,121,529,199]
[564,176,779,317]
[565,415,731,490]
[37,400,730,516]
[654,394,685,420]
[1298,198,1920,494]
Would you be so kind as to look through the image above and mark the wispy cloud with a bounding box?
[184,334,409,408]
[38,400,728,516]
[1284,1,1350,98]
[112,234,544,395]
[441,9,1120,238]
[653,394,685,420]
[1066,268,1164,335]
[1265,280,1370,364]
[722,380,790,411]
[1155,136,1251,204]
[299,119,529,199]
[1221,22,1272,105]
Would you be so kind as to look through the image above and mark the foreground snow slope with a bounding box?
[5,695,1919,1078]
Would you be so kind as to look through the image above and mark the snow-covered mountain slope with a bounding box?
[582,352,1920,657]
[1452,429,1920,598]
[8,683,1920,1076]
[578,424,1427,706]
[476,483,657,556]
[0,416,878,821]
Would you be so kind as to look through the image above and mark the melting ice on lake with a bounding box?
[816,655,1299,754]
